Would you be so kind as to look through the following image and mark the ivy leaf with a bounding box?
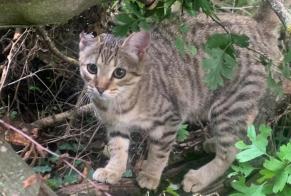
[64,173,79,185]
[33,165,52,173]
[47,177,63,189]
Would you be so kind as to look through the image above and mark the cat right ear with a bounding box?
[122,31,150,62]
[79,31,98,51]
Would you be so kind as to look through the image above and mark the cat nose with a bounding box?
[96,87,105,95]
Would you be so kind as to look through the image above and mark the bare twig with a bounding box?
[31,104,94,129]
[36,27,79,65]
[0,119,109,193]
[0,28,25,93]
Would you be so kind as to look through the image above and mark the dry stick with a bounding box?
[0,119,109,193]
[31,104,94,129]
[266,0,291,31]
[36,27,79,66]
[0,28,24,93]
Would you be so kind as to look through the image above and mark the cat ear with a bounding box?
[79,31,98,51]
[121,31,150,62]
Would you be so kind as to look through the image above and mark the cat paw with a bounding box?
[93,168,122,184]
[182,169,210,193]
[136,171,160,190]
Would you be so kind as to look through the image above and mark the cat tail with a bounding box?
[254,0,291,30]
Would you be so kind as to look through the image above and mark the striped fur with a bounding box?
[79,12,281,192]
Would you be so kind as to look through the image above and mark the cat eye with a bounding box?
[113,68,126,79]
[87,63,98,74]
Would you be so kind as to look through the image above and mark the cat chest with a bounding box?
[102,109,152,130]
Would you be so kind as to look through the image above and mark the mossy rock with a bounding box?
[0,0,99,26]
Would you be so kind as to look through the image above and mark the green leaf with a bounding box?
[122,169,133,177]
[247,125,257,142]
[175,37,185,55]
[9,111,18,120]
[235,140,248,150]
[165,183,180,196]
[284,50,291,64]
[273,170,289,193]
[236,124,271,162]
[47,177,63,189]
[236,147,265,162]
[138,20,150,31]
[231,162,255,177]
[179,24,189,34]
[59,143,82,152]
[112,25,130,37]
[33,165,52,173]
[64,173,79,185]
[177,124,189,142]
[287,175,291,184]
[277,143,291,161]
[263,157,285,172]
[185,45,197,57]
[258,169,275,183]
[231,177,266,196]
[115,14,134,25]
[231,34,250,48]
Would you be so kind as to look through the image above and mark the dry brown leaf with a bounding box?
[22,174,41,188]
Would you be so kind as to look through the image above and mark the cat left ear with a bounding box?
[79,31,97,51]
[122,31,150,62]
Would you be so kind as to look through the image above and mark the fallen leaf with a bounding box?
[22,174,41,188]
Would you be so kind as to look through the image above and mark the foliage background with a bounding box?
[0,0,290,195]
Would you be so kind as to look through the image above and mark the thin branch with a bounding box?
[31,104,94,128]
[36,27,79,65]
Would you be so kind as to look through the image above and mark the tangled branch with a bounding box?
[36,27,79,66]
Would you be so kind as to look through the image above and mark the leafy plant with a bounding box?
[202,33,249,90]
[176,124,189,142]
[112,0,214,36]
[230,125,291,195]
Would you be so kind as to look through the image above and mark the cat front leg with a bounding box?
[93,131,130,184]
[137,127,177,190]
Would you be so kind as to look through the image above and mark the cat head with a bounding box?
[79,31,150,100]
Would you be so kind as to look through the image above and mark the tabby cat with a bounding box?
[79,3,281,193]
